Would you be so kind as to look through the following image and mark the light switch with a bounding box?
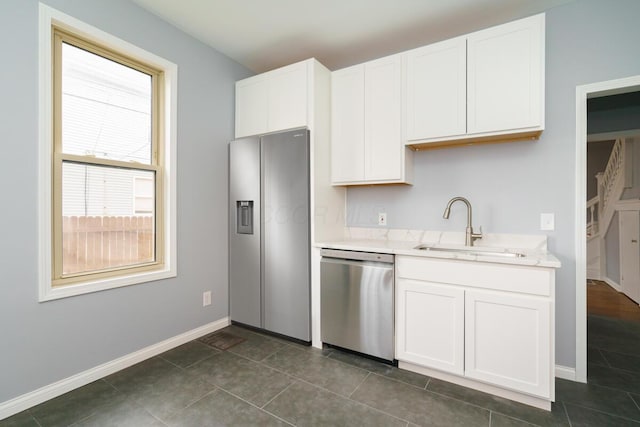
[540,213,555,231]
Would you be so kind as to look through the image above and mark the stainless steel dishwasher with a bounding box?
[320,249,394,361]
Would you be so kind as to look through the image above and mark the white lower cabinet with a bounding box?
[396,279,464,375]
[464,290,551,398]
[395,255,555,409]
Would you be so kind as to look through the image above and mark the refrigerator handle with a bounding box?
[236,201,254,234]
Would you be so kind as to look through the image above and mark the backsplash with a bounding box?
[344,227,548,251]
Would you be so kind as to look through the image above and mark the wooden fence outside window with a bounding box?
[62,216,154,275]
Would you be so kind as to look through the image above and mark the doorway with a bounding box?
[576,76,640,383]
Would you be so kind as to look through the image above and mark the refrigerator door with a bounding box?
[261,129,311,341]
[229,137,261,328]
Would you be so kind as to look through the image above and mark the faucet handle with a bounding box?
[472,226,483,240]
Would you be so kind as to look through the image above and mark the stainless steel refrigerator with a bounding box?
[229,128,310,342]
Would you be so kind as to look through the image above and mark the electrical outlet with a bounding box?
[203,291,212,307]
[540,213,555,231]
[378,212,387,226]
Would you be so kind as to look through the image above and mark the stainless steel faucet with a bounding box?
[443,197,483,246]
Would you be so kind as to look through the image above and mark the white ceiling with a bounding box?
[132,0,574,73]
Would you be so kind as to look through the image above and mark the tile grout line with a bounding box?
[630,392,640,412]
[214,387,296,426]
[562,400,640,424]
[396,378,495,416]
[337,369,492,426]
[260,382,295,409]
[221,329,547,426]
[258,369,412,426]
[348,371,371,399]
[598,348,613,368]
[561,401,573,427]
[238,341,492,425]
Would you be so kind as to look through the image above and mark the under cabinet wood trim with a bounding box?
[406,129,542,150]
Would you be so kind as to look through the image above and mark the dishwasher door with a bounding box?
[320,250,394,361]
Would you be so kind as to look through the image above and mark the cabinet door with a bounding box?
[396,278,464,375]
[331,65,365,183]
[235,75,268,138]
[406,37,467,140]
[268,61,308,132]
[364,55,402,181]
[465,290,551,398]
[467,14,544,134]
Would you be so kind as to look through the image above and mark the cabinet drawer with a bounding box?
[396,256,552,296]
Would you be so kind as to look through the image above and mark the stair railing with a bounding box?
[601,138,624,211]
[586,196,599,238]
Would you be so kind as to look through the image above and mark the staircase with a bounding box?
[587,138,626,280]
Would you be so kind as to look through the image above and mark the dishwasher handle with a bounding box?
[320,248,394,264]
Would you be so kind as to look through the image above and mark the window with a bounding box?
[39,4,177,300]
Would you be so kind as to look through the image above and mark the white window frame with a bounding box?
[38,3,177,301]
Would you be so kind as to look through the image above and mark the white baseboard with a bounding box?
[555,364,577,381]
[604,277,623,292]
[0,317,230,421]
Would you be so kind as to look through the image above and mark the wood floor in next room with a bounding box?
[588,279,640,322]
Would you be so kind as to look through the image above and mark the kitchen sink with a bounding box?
[413,244,526,258]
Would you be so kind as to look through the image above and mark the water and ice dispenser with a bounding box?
[236,201,253,234]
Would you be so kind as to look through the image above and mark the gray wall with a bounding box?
[605,212,621,284]
[346,0,640,367]
[0,0,250,403]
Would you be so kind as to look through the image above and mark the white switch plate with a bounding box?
[540,213,555,231]
[378,212,387,226]
[203,291,212,307]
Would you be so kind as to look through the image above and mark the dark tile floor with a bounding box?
[4,320,640,426]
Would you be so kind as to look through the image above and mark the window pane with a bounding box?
[61,42,152,164]
[61,162,155,276]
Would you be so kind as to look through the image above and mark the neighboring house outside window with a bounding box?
[39,5,177,300]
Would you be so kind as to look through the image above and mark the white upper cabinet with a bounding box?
[267,61,308,133]
[365,55,403,181]
[405,13,545,147]
[406,37,467,141]
[467,14,544,135]
[235,75,269,138]
[331,54,412,185]
[331,65,365,183]
[235,60,308,138]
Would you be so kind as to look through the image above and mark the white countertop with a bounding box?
[316,228,561,268]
